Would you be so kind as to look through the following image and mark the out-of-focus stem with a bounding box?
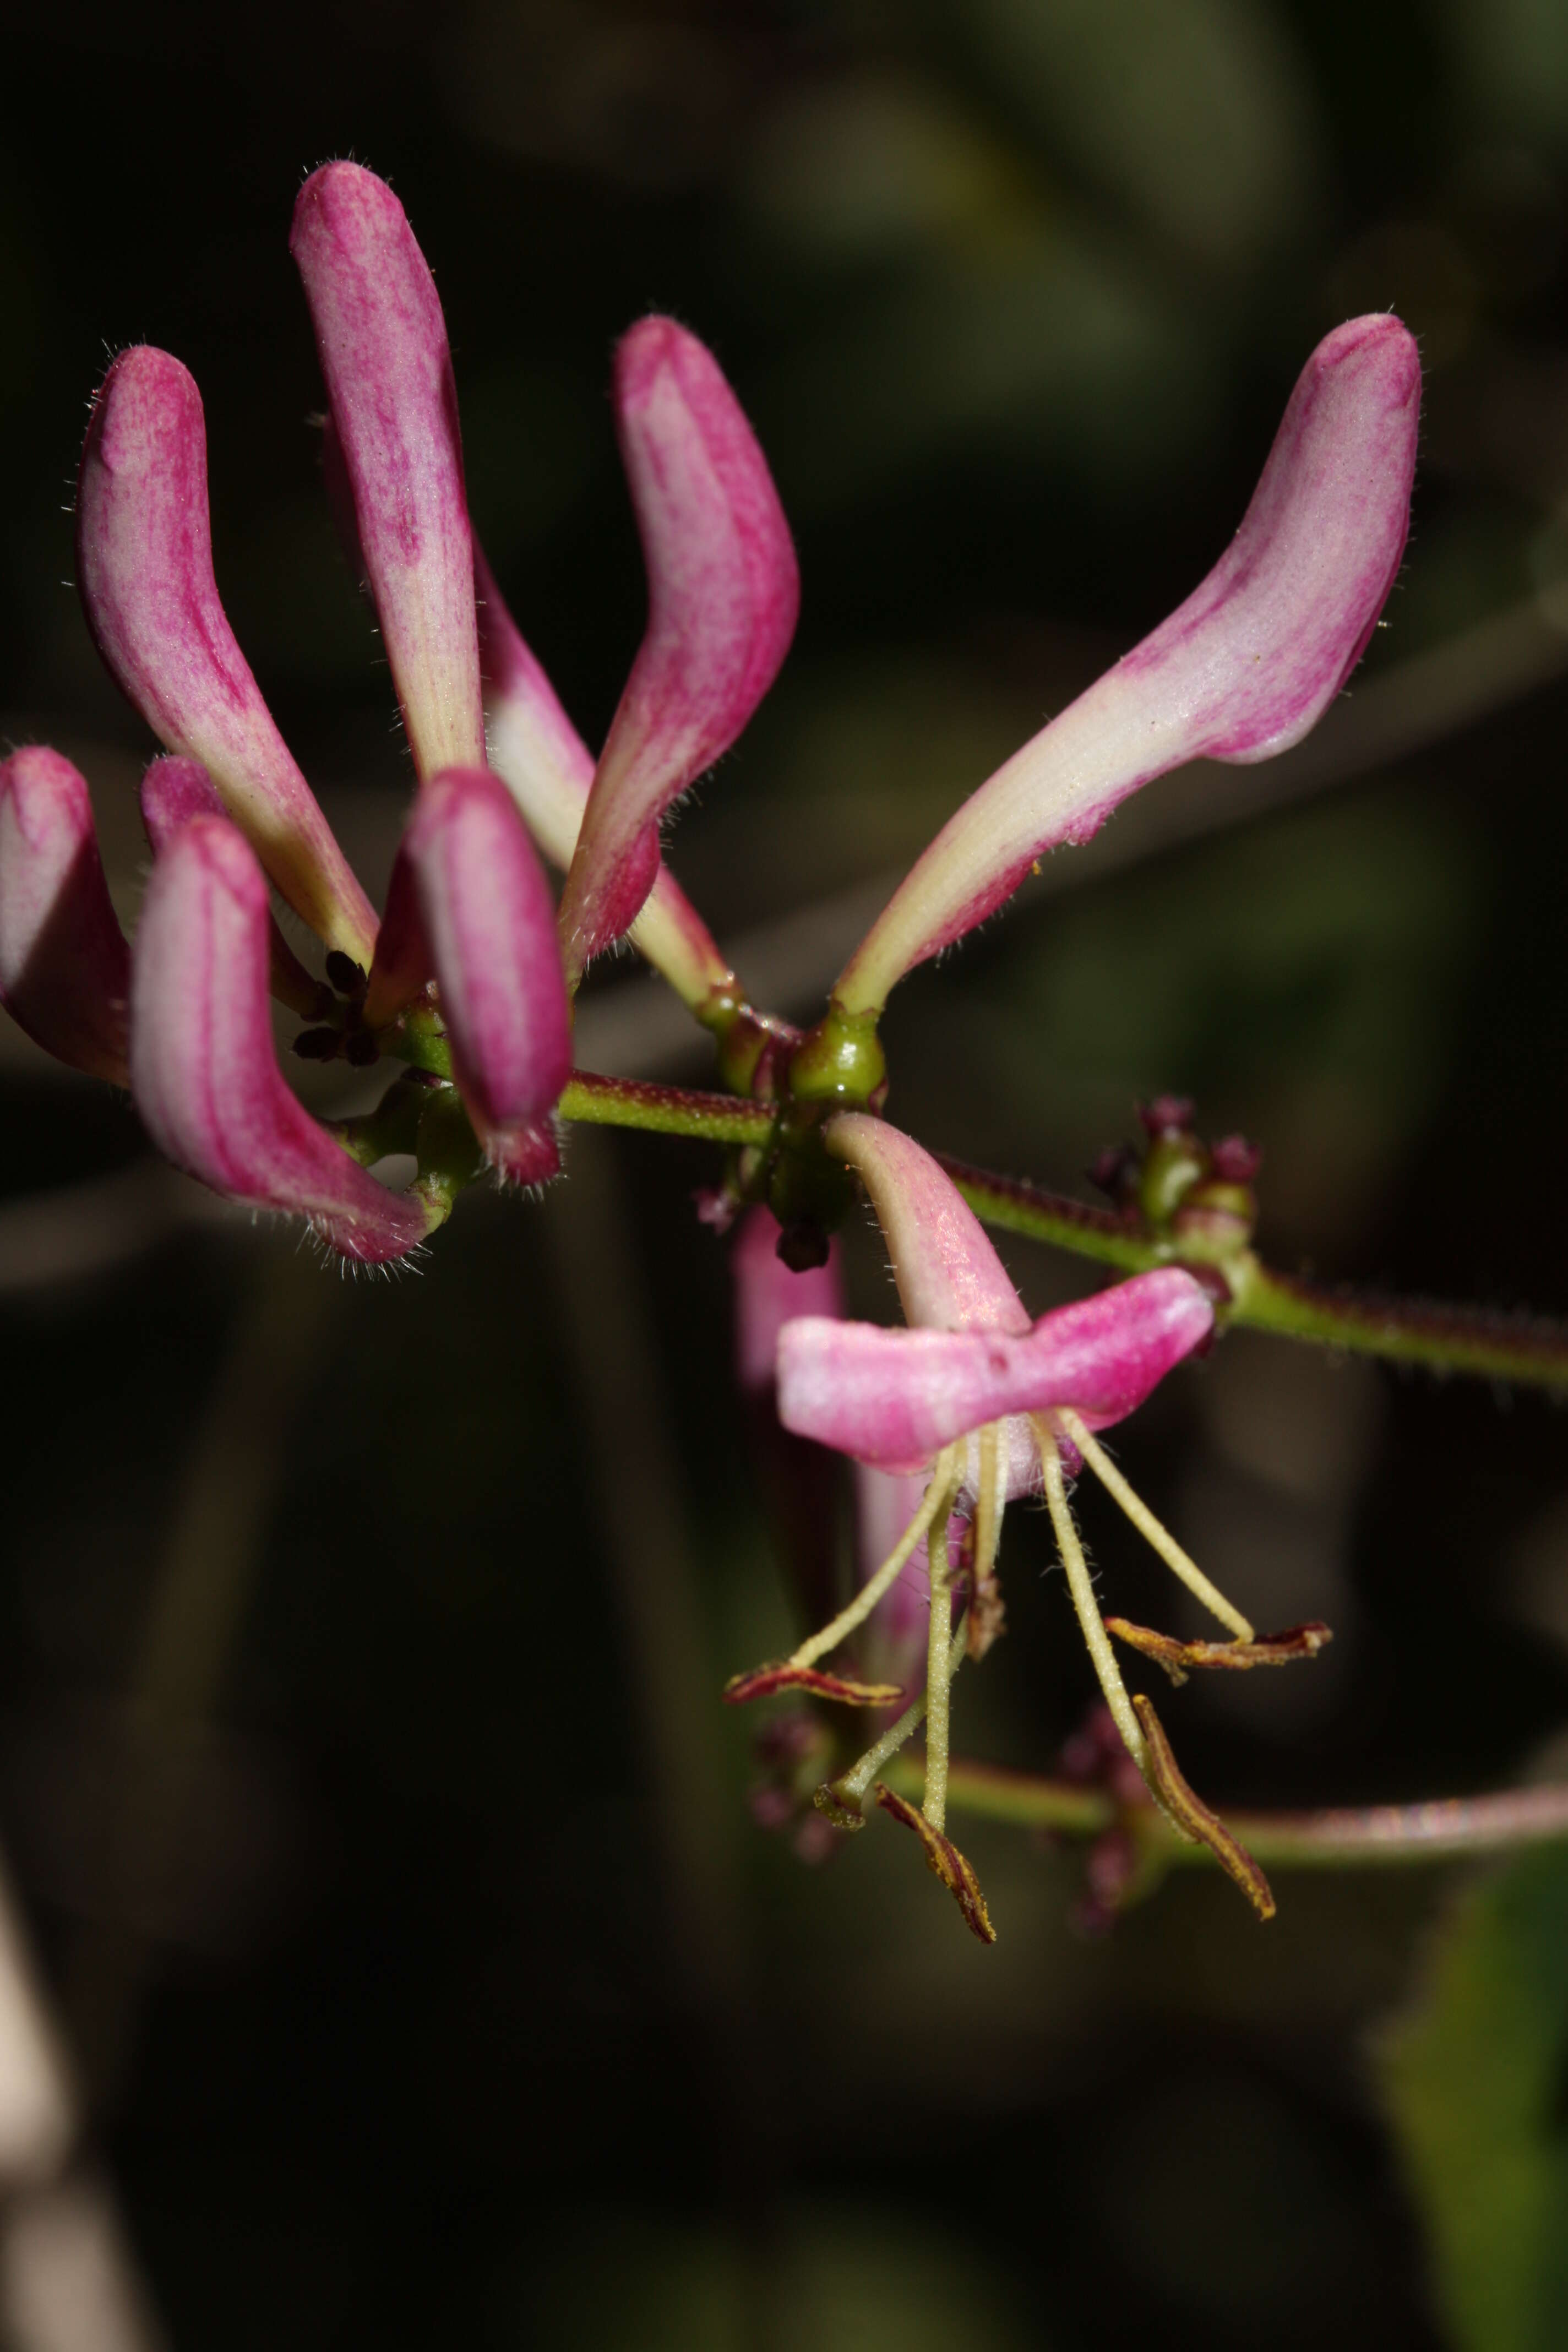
[880,1756,1568,1868]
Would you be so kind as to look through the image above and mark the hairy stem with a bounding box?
[879,1756,1568,1868]
[944,1154,1568,1391]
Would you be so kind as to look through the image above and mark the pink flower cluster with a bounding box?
[0,159,1423,1921]
[0,163,797,1257]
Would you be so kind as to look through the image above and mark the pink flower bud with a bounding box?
[140,756,332,1022]
[77,346,377,964]
[291,164,486,782]
[366,769,570,1185]
[477,545,733,1009]
[835,314,1422,1017]
[556,318,799,984]
[0,748,129,1084]
[130,815,434,1262]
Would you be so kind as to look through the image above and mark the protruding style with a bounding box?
[556,318,799,985]
[76,346,377,963]
[130,815,435,1262]
[366,767,571,1184]
[834,314,1422,1017]
[0,748,129,1084]
[292,163,486,782]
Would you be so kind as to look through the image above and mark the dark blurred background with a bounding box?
[1,2,1567,2345]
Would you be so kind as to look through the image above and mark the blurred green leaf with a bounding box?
[1382,1844,1568,2352]
[959,0,1323,272]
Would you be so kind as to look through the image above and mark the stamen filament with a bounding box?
[923,1471,960,1832]
[834,1621,968,1811]
[1035,1418,1147,1770]
[971,1420,1003,1593]
[791,1444,962,1673]
[1054,1407,1255,1642]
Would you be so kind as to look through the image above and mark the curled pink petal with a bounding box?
[826,1113,1030,1336]
[477,545,732,1010]
[557,318,799,984]
[140,756,331,1022]
[130,815,433,1262]
[292,164,485,782]
[835,314,1422,1016]
[0,748,129,1083]
[777,1268,1214,1474]
[76,346,377,964]
[367,768,570,1184]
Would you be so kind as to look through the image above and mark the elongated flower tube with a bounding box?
[292,163,486,783]
[76,346,377,964]
[0,748,129,1084]
[364,767,571,1184]
[831,314,1422,1022]
[130,815,437,1262]
[729,1205,938,1716]
[477,546,735,1012]
[139,755,332,1023]
[556,318,799,986]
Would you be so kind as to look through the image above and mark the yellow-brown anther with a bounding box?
[1106,1618,1333,1689]
[874,1783,997,1944]
[1132,1694,1276,1921]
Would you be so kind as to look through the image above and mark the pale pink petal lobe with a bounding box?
[139,755,333,1023]
[130,815,433,1262]
[777,1269,1213,1472]
[826,1113,1030,1335]
[370,767,571,1184]
[557,318,799,983]
[291,164,486,782]
[0,748,129,1083]
[75,346,377,963]
[835,315,1421,1015]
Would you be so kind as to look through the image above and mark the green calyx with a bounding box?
[787,1003,887,1106]
[410,1084,487,1219]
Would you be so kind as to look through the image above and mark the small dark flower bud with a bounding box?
[325,950,368,999]
[1089,1145,1137,1201]
[1210,1133,1262,1184]
[292,1026,339,1060]
[1138,1094,1195,1139]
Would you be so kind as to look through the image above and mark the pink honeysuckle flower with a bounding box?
[830,314,1422,1022]
[778,1115,1211,1479]
[130,814,438,1264]
[76,345,379,966]
[755,1115,1294,1928]
[139,755,333,1023]
[364,766,571,1185]
[291,163,486,785]
[556,316,800,988]
[476,545,736,1014]
[0,748,129,1084]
